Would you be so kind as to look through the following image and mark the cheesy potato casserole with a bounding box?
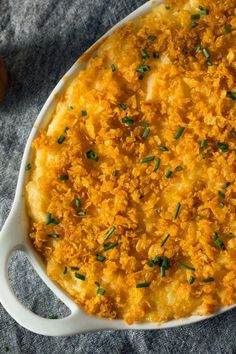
[26,0,236,324]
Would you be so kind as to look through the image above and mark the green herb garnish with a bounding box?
[191,22,198,28]
[48,315,58,319]
[153,51,159,59]
[57,135,65,144]
[97,288,106,295]
[218,191,225,198]
[153,158,161,172]
[86,150,99,161]
[47,234,59,239]
[148,256,162,267]
[202,47,211,58]
[142,127,150,139]
[175,165,183,171]
[206,60,213,66]
[188,276,196,285]
[75,210,86,217]
[226,91,236,101]
[222,182,230,189]
[200,140,207,149]
[195,44,201,53]
[103,226,116,241]
[160,234,170,247]
[63,266,68,274]
[198,6,209,15]
[224,24,231,33]
[214,232,225,250]
[59,175,69,181]
[122,117,134,125]
[75,272,86,281]
[191,13,200,20]
[141,49,149,60]
[75,198,81,208]
[174,127,185,140]
[203,277,215,283]
[141,155,155,163]
[165,170,173,178]
[45,213,59,225]
[174,202,181,220]
[160,256,169,277]
[148,35,157,41]
[64,126,69,133]
[136,282,151,288]
[178,263,195,271]
[113,169,119,177]
[111,64,117,72]
[119,103,127,111]
[81,110,87,116]
[96,254,106,262]
[71,267,80,271]
[159,146,169,152]
[217,142,229,152]
[136,65,151,76]
[25,163,31,171]
[103,242,119,251]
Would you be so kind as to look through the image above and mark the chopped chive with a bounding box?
[141,49,149,60]
[174,202,181,220]
[220,201,225,207]
[203,277,215,283]
[148,35,157,41]
[59,174,69,180]
[45,213,52,225]
[222,182,230,189]
[103,242,118,251]
[142,127,150,139]
[159,146,169,152]
[75,210,86,217]
[191,13,200,20]
[81,110,87,116]
[122,117,134,125]
[111,64,117,72]
[57,135,65,144]
[140,121,149,128]
[153,51,159,59]
[174,127,185,140]
[75,198,81,208]
[224,24,231,33]
[161,267,166,277]
[191,22,198,28]
[198,6,209,15]
[86,150,99,161]
[75,272,86,281]
[175,165,183,171]
[136,65,151,75]
[95,281,100,287]
[195,44,201,53]
[177,263,195,271]
[200,140,207,149]
[153,158,161,172]
[48,315,58,319]
[97,288,106,295]
[148,256,162,267]
[136,282,151,288]
[214,232,225,250]
[217,142,228,152]
[165,170,173,178]
[103,226,116,241]
[64,127,69,133]
[226,91,236,100]
[71,267,80,271]
[47,234,59,239]
[218,191,225,198]
[141,155,155,163]
[188,276,196,284]
[63,266,68,274]
[156,207,161,214]
[160,234,170,247]
[25,163,31,171]
[202,47,211,58]
[113,169,119,177]
[119,103,127,111]
[96,254,106,262]
[206,60,213,66]
[162,256,169,270]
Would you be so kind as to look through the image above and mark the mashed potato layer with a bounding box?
[26,0,236,324]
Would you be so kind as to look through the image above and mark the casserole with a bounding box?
[0,0,235,336]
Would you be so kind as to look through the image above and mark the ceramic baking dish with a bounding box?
[0,0,235,336]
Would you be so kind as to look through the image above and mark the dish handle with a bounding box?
[0,211,99,336]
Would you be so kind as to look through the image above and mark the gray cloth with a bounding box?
[0,0,235,352]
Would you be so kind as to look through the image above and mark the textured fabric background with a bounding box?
[0,0,236,353]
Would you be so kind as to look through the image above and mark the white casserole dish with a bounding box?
[0,0,235,336]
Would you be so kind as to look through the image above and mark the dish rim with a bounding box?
[0,0,235,336]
